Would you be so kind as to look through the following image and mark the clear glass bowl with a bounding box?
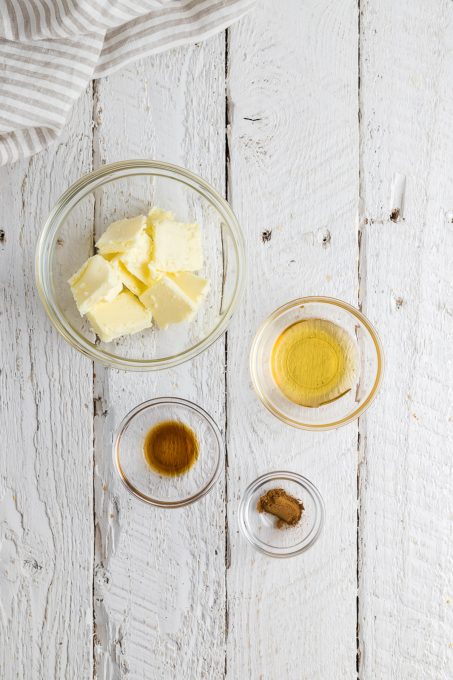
[239,471,325,558]
[35,160,245,370]
[113,397,223,507]
[250,297,383,430]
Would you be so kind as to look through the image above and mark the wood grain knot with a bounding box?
[94,396,108,417]
[23,557,42,575]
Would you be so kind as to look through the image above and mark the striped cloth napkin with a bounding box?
[0,0,254,166]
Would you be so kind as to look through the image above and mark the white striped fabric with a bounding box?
[0,0,254,165]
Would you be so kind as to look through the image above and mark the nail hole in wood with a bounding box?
[317,228,331,247]
[390,208,400,222]
[391,293,404,310]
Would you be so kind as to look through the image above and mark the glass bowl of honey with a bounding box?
[250,297,383,430]
[113,397,224,507]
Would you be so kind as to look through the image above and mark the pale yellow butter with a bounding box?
[96,215,146,255]
[120,232,154,285]
[147,206,174,229]
[68,254,122,316]
[109,256,147,296]
[168,272,209,304]
[139,276,197,329]
[69,207,209,340]
[149,219,203,272]
[86,290,152,342]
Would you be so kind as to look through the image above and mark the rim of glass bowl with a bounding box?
[113,397,224,508]
[238,471,325,558]
[250,296,384,431]
[35,159,246,370]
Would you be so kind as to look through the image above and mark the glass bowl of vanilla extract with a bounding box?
[250,297,383,430]
[113,397,223,507]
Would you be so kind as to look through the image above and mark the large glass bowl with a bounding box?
[36,160,245,370]
[250,297,383,430]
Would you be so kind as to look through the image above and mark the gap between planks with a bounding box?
[357,0,364,677]
[224,27,231,680]
[91,76,101,680]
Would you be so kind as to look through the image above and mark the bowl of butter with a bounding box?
[36,160,245,370]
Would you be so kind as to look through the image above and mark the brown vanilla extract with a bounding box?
[144,420,198,477]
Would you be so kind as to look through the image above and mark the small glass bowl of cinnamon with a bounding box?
[238,471,325,557]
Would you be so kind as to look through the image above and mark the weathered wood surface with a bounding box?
[0,93,94,678]
[91,36,227,680]
[1,0,453,678]
[359,1,453,678]
[226,1,359,678]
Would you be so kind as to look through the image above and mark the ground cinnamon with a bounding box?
[257,488,304,528]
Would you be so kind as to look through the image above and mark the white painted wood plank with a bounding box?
[226,1,359,677]
[0,93,93,678]
[359,2,453,678]
[92,37,227,680]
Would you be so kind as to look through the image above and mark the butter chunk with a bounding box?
[149,219,203,272]
[86,291,152,342]
[109,256,147,297]
[139,276,197,330]
[96,215,146,255]
[68,254,122,316]
[168,272,209,305]
[120,232,154,285]
[147,206,174,229]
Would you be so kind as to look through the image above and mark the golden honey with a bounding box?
[271,318,357,407]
